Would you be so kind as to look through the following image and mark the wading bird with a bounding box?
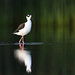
[13,14,32,44]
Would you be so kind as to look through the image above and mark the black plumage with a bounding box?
[14,23,25,33]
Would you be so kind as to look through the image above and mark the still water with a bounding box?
[0,42,75,75]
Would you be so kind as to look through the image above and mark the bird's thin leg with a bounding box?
[22,35,24,45]
[19,43,24,50]
[22,43,24,50]
[19,36,23,44]
[19,43,22,49]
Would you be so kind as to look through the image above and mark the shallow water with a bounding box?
[0,42,44,45]
[0,42,75,75]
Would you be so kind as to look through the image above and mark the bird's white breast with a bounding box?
[19,20,32,36]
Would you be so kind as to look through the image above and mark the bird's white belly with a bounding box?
[19,24,31,36]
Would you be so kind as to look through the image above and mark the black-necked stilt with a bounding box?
[13,14,32,44]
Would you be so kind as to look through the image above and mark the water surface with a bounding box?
[0,42,75,75]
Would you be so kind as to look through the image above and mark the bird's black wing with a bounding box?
[14,23,25,33]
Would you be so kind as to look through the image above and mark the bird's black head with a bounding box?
[26,14,32,20]
[27,14,30,17]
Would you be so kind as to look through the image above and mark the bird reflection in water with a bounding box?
[14,43,32,73]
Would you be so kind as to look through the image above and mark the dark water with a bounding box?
[0,42,75,75]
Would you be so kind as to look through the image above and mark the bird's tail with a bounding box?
[12,32,17,35]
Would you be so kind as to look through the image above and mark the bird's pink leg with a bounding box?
[22,44,24,50]
[22,35,24,45]
[19,43,22,49]
[19,36,23,44]
[19,43,24,50]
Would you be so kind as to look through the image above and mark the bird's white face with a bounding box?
[26,15,32,20]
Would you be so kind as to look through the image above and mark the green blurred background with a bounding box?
[0,0,75,43]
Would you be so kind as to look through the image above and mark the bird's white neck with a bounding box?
[27,19,31,21]
[27,19,31,23]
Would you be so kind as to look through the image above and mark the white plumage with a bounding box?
[13,15,32,36]
[13,14,32,44]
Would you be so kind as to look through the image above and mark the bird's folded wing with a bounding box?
[14,23,25,33]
